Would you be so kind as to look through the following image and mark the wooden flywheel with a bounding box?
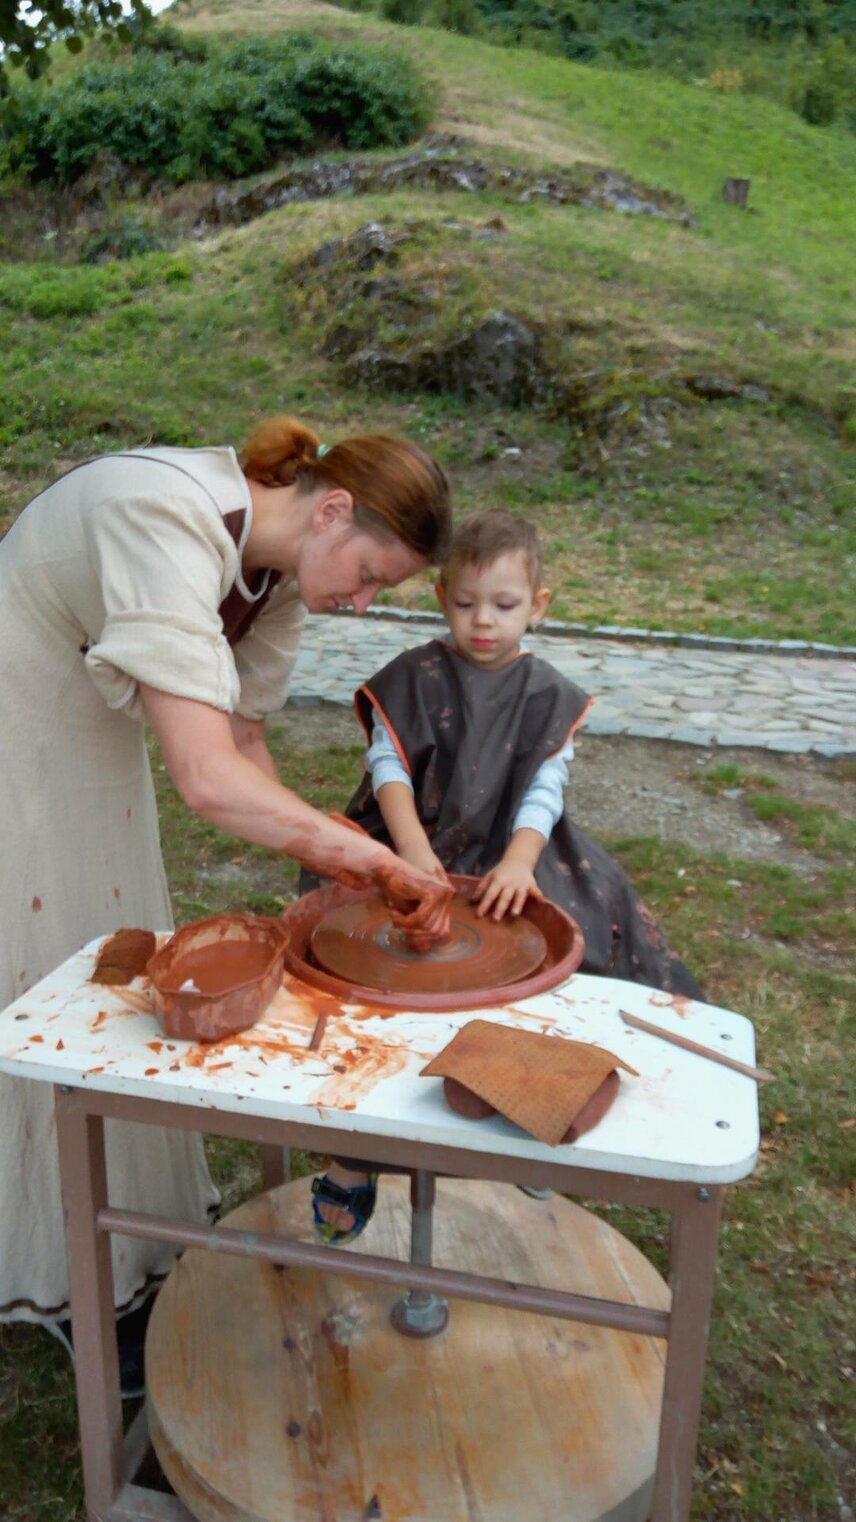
[146,1176,669,1522]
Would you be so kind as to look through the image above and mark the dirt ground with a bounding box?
[272,703,851,876]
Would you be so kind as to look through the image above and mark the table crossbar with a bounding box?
[99,1205,672,1338]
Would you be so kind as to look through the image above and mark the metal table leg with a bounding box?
[54,1085,124,1521]
[260,1143,291,1191]
[651,1184,724,1521]
[390,1169,450,1337]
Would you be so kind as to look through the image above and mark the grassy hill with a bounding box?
[0,0,854,646]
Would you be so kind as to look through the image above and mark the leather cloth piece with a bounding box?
[421,1019,638,1147]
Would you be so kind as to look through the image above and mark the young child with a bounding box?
[309,509,702,1241]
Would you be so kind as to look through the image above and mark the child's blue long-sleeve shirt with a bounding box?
[366,713,573,842]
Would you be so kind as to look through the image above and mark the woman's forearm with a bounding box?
[143,686,386,880]
[229,714,281,784]
[191,755,453,932]
[187,748,379,872]
[141,686,453,944]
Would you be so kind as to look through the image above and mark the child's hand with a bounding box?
[474,862,544,921]
[400,842,447,881]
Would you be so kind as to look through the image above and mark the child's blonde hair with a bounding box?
[438,510,544,592]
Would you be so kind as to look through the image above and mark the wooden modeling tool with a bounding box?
[307,1011,329,1052]
[619,1010,774,1084]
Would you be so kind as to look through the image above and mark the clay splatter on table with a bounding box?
[649,994,693,1019]
[145,976,427,1110]
[308,1029,411,1112]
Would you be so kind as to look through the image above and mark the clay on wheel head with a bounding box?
[310,894,547,997]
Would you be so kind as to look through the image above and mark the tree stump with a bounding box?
[722,177,750,208]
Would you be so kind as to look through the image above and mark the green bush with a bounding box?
[480,0,596,57]
[81,210,172,264]
[800,81,838,123]
[333,0,856,129]
[379,0,427,23]
[0,33,432,186]
[0,265,115,317]
[292,47,428,147]
[429,0,483,32]
[787,35,856,127]
[127,19,210,62]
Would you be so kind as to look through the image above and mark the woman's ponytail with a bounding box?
[241,416,322,488]
[240,415,451,562]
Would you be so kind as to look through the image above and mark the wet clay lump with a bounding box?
[91,929,156,986]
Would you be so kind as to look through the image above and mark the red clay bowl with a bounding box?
[278,875,585,1012]
[147,914,287,1042]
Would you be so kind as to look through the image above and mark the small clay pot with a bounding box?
[147,914,287,1042]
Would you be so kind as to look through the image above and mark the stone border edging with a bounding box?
[355,606,855,660]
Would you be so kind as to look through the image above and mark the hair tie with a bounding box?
[316,443,330,459]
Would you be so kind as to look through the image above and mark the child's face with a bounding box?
[436,551,550,671]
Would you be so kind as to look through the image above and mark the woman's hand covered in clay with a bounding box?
[474,860,544,922]
[373,858,454,950]
[327,815,453,948]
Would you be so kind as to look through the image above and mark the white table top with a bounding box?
[0,938,760,1184]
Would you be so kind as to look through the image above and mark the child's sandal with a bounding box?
[311,1171,378,1246]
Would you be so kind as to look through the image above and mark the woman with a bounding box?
[0,415,453,1391]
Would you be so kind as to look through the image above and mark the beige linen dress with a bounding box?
[0,446,306,1322]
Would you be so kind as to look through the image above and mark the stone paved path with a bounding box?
[290,611,856,758]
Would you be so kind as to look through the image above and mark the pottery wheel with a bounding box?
[146,1177,669,1522]
[309,896,547,995]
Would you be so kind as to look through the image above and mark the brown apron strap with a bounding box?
[217,508,281,646]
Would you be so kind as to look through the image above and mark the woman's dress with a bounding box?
[0,446,305,1322]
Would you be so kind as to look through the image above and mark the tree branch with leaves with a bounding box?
[0,0,152,91]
